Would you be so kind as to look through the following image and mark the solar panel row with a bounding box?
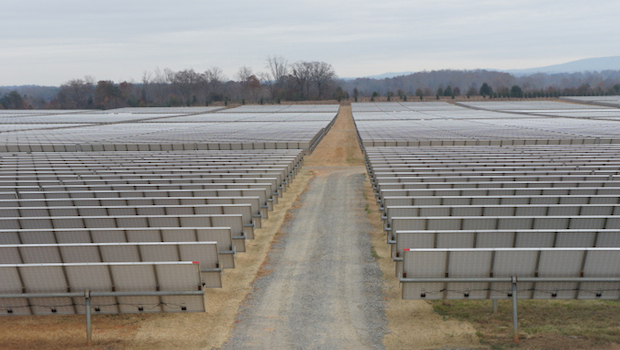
[0,149,306,279]
[561,96,620,108]
[0,105,339,154]
[353,102,620,146]
[353,102,620,296]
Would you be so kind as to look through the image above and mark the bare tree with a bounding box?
[265,55,289,100]
[290,61,313,99]
[140,70,152,105]
[58,78,95,109]
[205,67,226,84]
[266,55,288,82]
[204,67,226,104]
[289,61,337,99]
[233,66,269,103]
[164,68,175,84]
[236,66,254,82]
[257,72,271,84]
[173,69,204,106]
[150,67,168,105]
[94,80,125,109]
[310,61,337,99]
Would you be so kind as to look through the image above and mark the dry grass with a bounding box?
[0,169,315,350]
[433,299,620,350]
[305,105,364,167]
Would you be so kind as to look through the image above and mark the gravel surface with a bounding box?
[223,167,387,349]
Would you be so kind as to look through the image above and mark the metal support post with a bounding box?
[492,299,498,314]
[511,276,519,344]
[85,290,92,346]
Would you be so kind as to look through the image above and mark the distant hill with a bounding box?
[342,71,415,80]
[505,56,620,76]
[346,56,620,80]
[363,71,416,80]
[0,85,59,102]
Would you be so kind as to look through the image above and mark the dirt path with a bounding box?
[224,106,481,350]
[223,107,387,349]
[223,167,386,349]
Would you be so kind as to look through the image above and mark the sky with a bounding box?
[2,0,620,86]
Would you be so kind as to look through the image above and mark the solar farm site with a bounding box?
[1,101,619,349]
[354,101,620,348]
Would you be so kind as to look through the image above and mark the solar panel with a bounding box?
[401,248,620,300]
[0,242,221,288]
[0,261,205,316]
[391,228,619,277]
[0,214,246,240]
[1,225,239,267]
[18,188,273,213]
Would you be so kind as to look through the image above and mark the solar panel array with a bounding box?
[0,110,90,116]
[148,113,337,123]
[0,105,338,153]
[353,102,620,304]
[107,107,226,114]
[0,148,304,283]
[0,261,205,315]
[457,101,609,111]
[0,113,182,125]
[353,102,620,147]
[401,248,620,300]
[352,102,463,113]
[561,96,620,108]
[0,105,336,334]
[219,104,340,113]
[458,100,620,120]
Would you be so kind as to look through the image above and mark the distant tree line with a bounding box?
[342,69,620,100]
[4,65,620,110]
[0,57,339,110]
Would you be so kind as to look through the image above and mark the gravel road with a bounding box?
[223,166,387,349]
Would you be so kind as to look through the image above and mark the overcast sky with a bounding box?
[2,0,620,86]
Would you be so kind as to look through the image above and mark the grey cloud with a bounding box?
[1,0,620,85]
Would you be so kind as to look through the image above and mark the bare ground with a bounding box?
[223,166,386,349]
[223,106,387,349]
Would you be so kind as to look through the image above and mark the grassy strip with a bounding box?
[432,299,620,349]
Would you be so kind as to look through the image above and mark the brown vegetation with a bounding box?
[433,299,620,349]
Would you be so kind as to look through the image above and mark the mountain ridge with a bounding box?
[346,56,620,80]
